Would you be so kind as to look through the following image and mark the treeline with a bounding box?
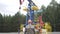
[36,0,60,31]
[0,12,26,32]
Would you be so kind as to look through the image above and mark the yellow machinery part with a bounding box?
[31,6,39,10]
[23,7,28,11]
[44,22,52,32]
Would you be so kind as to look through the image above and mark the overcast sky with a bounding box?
[0,0,60,16]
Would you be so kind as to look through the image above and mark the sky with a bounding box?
[0,0,60,16]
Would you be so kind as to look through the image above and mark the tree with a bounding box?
[11,12,26,32]
[0,13,3,32]
[42,0,60,31]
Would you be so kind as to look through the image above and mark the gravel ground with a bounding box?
[0,32,24,34]
[0,32,60,34]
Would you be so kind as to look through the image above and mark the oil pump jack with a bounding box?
[19,0,52,34]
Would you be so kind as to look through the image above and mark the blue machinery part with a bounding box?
[25,0,34,25]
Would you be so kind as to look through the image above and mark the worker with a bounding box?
[26,19,34,28]
[25,19,35,34]
[35,19,40,34]
[23,25,26,34]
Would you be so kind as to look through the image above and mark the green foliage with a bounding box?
[0,12,26,32]
[0,13,3,32]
